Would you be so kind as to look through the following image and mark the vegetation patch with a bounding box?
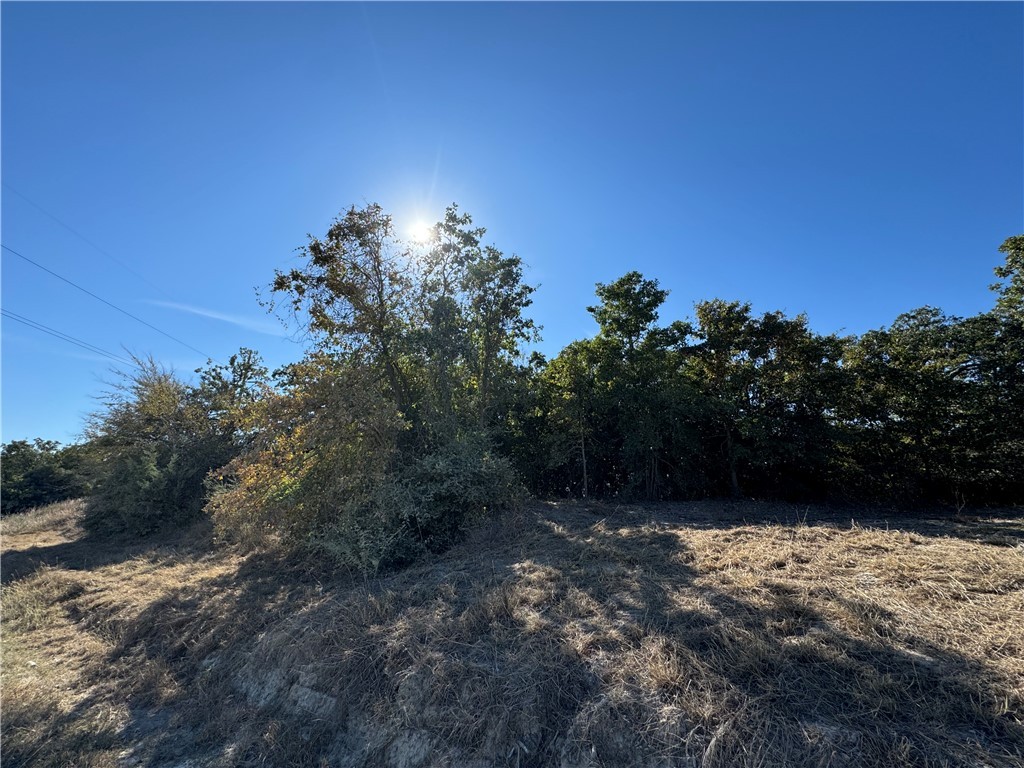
[2,500,1022,767]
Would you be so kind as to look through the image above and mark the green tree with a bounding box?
[413,205,482,437]
[540,341,599,497]
[218,203,534,569]
[540,273,700,500]
[992,235,1024,320]
[85,352,268,534]
[271,203,416,418]
[1,439,92,514]
[842,308,988,503]
[195,347,271,448]
[464,245,537,429]
[686,299,756,497]
[587,271,668,354]
[951,311,1024,503]
[685,301,846,499]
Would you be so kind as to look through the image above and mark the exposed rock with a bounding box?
[237,665,286,709]
[288,683,337,717]
[449,760,493,768]
[386,729,432,768]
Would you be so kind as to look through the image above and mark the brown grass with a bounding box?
[1,498,85,538]
[2,499,1022,767]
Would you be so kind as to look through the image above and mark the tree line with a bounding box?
[3,204,1021,570]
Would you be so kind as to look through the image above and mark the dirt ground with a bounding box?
[2,498,1023,767]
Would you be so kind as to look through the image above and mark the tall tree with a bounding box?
[686,299,756,497]
[271,204,416,418]
[465,245,537,428]
[414,205,483,437]
[216,203,536,568]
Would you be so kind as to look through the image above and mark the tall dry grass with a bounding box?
[2,499,1022,767]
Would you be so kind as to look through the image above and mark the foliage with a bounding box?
[993,235,1024,321]
[84,351,268,535]
[207,353,524,571]
[213,203,537,571]
[837,301,1023,505]
[206,352,408,548]
[1,439,93,514]
[312,439,523,573]
[534,236,1024,508]
[19,218,1022,561]
[401,438,524,551]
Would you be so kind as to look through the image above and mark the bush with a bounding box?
[210,425,526,573]
[313,442,524,572]
[85,443,220,535]
[84,358,246,535]
[404,440,525,550]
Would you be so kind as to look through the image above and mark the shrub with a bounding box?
[83,356,258,535]
[403,439,525,551]
[85,443,220,535]
[210,417,525,573]
[312,441,524,572]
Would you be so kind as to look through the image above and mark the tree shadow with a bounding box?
[1,518,216,585]
[547,498,1024,547]
[526,508,1024,766]
[9,504,1022,767]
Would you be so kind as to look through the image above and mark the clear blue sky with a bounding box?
[3,2,1022,444]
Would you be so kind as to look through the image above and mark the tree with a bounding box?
[413,205,482,437]
[271,204,416,418]
[684,301,847,499]
[85,352,268,534]
[541,341,599,497]
[1,439,92,514]
[686,300,756,497]
[194,347,271,449]
[465,245,538,428]
[992,235,1024,320]
[538,273,702,500]
[951,310,1024,503]
[839,306,1016,504]
[271,203,538,445]
[587,271,668,355]
[217,203,535,569]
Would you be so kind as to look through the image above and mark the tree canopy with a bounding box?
[9,214,1020,572]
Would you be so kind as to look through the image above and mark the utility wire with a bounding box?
[1,309,136,367]
[1,243,213,360]
[2,182,175,301]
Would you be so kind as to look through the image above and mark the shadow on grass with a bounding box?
[4,503,1022,767]
[532,512,1024,766]
[0,518,216,585]
[549,498,1024,547]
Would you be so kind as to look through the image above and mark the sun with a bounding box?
[410,220,434,244]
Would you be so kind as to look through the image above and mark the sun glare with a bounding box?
[410,220,434,244]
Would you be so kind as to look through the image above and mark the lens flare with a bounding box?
[410,220,433,243]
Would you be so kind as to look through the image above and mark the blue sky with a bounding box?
[3,2,1022,444]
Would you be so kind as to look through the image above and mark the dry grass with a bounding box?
[1,499,1022,767]
[1,497,85,538]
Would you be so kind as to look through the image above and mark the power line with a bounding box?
[1,309,133,366]
[1,309,136,367]
[2,182,175,301]
[1,243,213,360]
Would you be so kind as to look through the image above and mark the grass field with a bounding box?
[2,499,1023,767]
